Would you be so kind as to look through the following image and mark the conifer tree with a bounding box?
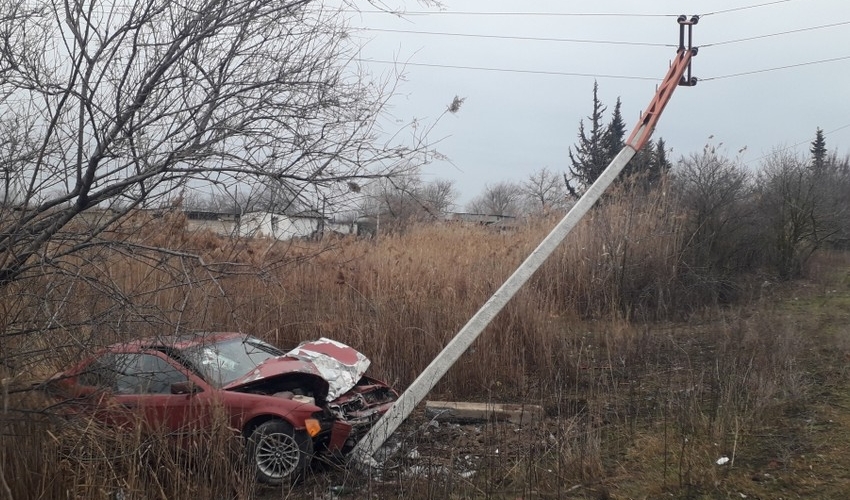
[655,138,672,170]
[566,83,670,195]
[623,137,671,189]
[604,97,626,158]
[650,137,673,181]
[626,140,656,179]
[811,127,827,171]
[566,81,609,197]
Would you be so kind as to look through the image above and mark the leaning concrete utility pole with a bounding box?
[351,15,700,465]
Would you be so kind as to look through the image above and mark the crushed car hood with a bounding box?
[224,338,371,400]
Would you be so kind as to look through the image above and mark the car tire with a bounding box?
[248,419,312,484]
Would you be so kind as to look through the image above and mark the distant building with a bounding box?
[443,212,516,226]
[237,210,357,240]
[184,210,240,237]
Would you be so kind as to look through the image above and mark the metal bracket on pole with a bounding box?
[626,15,698,151]
[349,15,700,468]
[677,15,699,87]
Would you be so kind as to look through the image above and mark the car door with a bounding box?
[112,351,215,433]
[75,350,212,433]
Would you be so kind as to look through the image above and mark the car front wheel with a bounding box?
[248,419,312,484]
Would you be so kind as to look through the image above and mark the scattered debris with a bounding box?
[716,456,730,465]
[371,438,403,465]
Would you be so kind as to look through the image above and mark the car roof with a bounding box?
[117,332,247,351]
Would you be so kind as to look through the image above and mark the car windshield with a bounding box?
[181,336,284,387]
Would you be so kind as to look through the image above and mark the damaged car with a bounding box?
[44,333,398,484]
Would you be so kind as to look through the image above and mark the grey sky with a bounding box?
[350,0,850,205]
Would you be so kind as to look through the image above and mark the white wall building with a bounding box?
[238,212,321,240]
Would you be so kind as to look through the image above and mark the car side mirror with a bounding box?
[170,380,202,395]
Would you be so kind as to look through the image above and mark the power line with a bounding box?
[356,58,658,81]
[702,54,850,81]
[703,20,850,47]
[358,27,675,48]
[350,2,798,18]
[359,51,850,83]
[345,9,678,18]
[701,0,795,16]
[357,20,850,50]
[827,123,850,135]
[745,122,850,165]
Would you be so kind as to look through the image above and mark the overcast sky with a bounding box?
[347,0,850,206]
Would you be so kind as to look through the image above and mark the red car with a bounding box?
[45,333,398,484]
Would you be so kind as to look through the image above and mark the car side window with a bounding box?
[78,353,119,389]
[118,354,189,394]
[79,353,188,394]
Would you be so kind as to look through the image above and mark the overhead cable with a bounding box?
[703,20,850,47]
[357,27,676,48]
[745,122,850,165]
[358,20,850,50]
[359,53,850,83]
[346,9,678,18]
[356,58,657,81]
[702,54,850,80]
[701,0,795,16]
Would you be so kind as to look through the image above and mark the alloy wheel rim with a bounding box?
[255,432,300,479]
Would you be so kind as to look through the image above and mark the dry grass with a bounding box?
[2,187,849,498]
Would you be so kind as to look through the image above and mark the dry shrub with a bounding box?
[1,185,837,498]
[536,180,685,321]
[0,185,693,393]
[1,399,254,500]
[804,248,850,288]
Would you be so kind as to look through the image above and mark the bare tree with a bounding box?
[521,167,566,215]
[0,2,448,495]
[0,0,436,287]
[360,174,457,234]
[364,172,422,222]
[420,178,457,214]
[673,143,753,274]
[828,151,850,248]
[755,149,845,279]
[466,181,522,216]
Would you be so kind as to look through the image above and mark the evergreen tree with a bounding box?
[650,137,673,182]
[624,139,655,179]
[566,83,669,196]
[811,127,827,171]
[604,97,626,158]
[566,81,609,197]
[623,137,671,189]
[655,138,672,170]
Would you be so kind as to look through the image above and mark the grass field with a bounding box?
[2,203,849,499]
